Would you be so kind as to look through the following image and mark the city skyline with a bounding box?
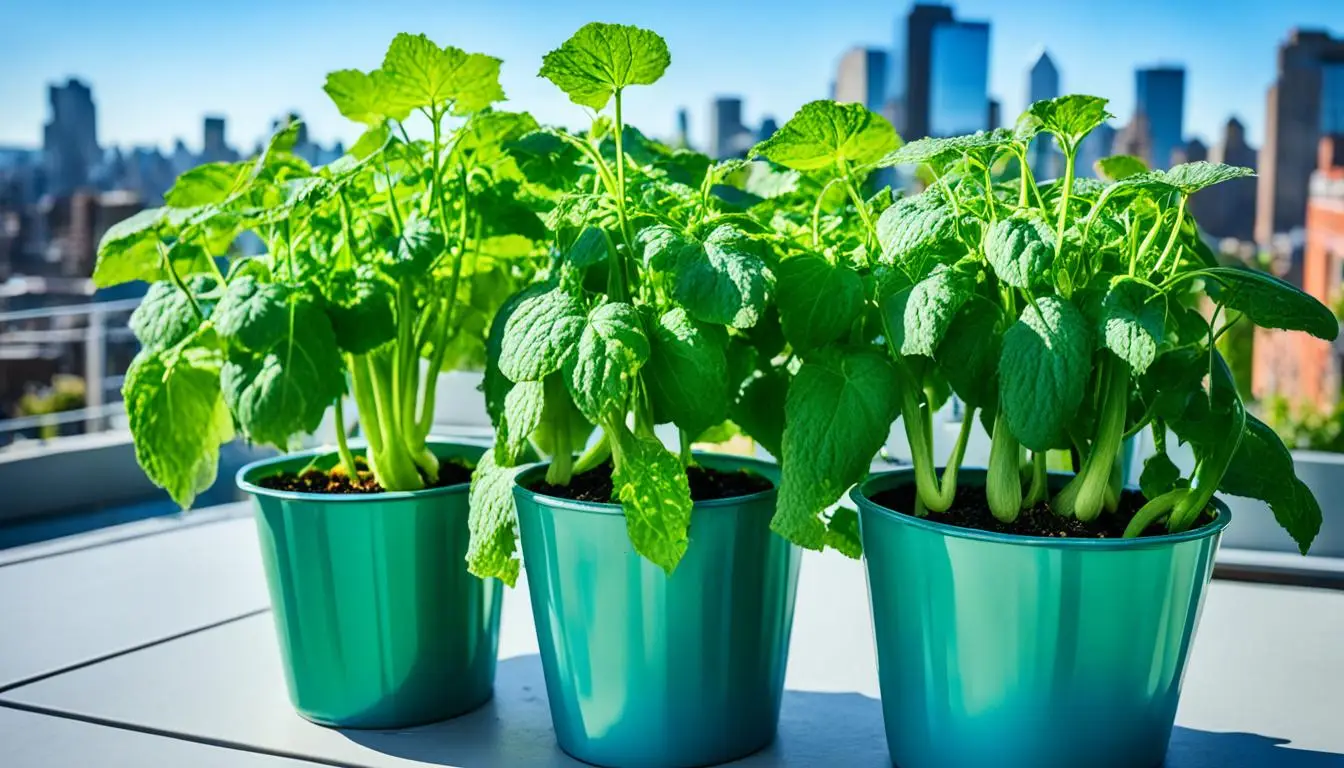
[2,0,1342,156]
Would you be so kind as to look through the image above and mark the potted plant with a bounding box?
[94,32,547,728]
[466,22,805,768]
[767,95,1333,767]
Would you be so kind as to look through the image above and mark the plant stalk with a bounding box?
[986,408,1023,523]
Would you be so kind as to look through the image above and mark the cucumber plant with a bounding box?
[765,94,1332,554]
[98,33,547,505]
[467,23,796,582]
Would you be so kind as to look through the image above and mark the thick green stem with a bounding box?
[333,396,359,479]
[367,353,423,491]
[678,428,692,467]
[573,429,611,474]
[544,375,575,485]
[1123,488,1188,538]
[986,408,1023,523]
[1024,450,1049,507]
[1055,358,1130,521]
[348,354,384,457]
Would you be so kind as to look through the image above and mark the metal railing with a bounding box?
[0,297,140,448]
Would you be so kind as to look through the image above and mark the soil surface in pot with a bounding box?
[871,485,1215,539]
[257,456,474,494]
[529,462,772,503]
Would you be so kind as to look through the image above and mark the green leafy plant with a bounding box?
[766,94,1334,554]
[468,23,797,582]
[98,33,547,506]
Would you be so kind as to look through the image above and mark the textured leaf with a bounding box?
[466,450,522,585]
[752,100,898,172]
[774,348,901,550]
[567,227,609,268]
[936,298,1002,409]
[219,297,345,449]
[385,212,446,278]
[1162,161,1256,194]
[130,281,204,352]
[876,190,959,270]
[775,253,864,351]
[637,224,683,270]
[93,207,213,288]
[645,308,729,438]
[999,296,1092,451]
[672,225,773,329]
[164,163,247,207]
[498,288,586,382]
[985,211,1055,289]
[1027,95,1113,145]
[539,23,670,110]
[123,337,233,509]
[1203,267,1338,341]
[499,380,545,464]
[1100,280,1164,375]
[381,33,504,115]
[897,263,976,357]
[612,430,693,573]
[824,508,863,559]
[878,131,1010,168]
[563,302,649,422]
[212,277,296,353]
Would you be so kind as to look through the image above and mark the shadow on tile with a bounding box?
[1167,727,1344,767]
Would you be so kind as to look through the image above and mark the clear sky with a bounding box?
[2,0,1341,155]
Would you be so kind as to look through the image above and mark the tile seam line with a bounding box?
[0,698,365,768]
[0,508,250,569]
[0,607,271,695]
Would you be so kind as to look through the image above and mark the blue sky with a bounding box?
[1,0,1341,154]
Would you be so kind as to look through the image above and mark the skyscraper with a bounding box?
[709,97,748,160]
[1135,66,1186,170]
[928,20,990,138]
[887,3,955,141]
[1256,29,1344,243]
[202,116,236,164]
[1027,50,1060,181]
[1192,117,1258,241]
[1113,112,1153,167]
[42,79,100,196]
[674,108,690,149]
[835,47,889,112]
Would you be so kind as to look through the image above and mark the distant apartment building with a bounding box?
[1253,135,1344,409]
[928,20,990,138]
[835,47,889,113]
[1256,29,1344,243]
[43,79,100,197]
[1170,137,1207,166]
[1027,50,1060,181]
[1113,112,1154,168]
[1077,122,1117,179]
[1135,65,1186,170]
[709,97,748,160]
[1191,118,1259,242]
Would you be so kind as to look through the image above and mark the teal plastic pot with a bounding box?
[514,453,800,768]
[853,468,1229,768]
[237,441,501,729]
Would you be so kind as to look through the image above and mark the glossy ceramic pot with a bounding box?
[237,441,501,729]
[514,453,800,768]
[853,468,1229,768]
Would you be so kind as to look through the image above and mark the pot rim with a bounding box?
[851,467,1231,551]
[235,438,486,504]
[513,450,777,517]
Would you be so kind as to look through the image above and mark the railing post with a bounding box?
[84,306,105,434]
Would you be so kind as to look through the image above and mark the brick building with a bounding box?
[1253,135,1344,408]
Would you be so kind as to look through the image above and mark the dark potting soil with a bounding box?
[257,456,474,495]
[529,462,773,504]
[870,484,1216,539]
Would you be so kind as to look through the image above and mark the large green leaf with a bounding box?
[1161,161,1256,194]
[1099,279,1164,375]
[645,308,729,438]
[123,334,234,509]
[985,211,1055,289]
[539,23,670,110]
[1025,95,1113,147]
[752,100,898,172]
[323,68,407,126]
[612,430,693,573]
[563,302,649,422]
[129,280,206,353]
[1202,267,1338,341]
[896,263,977,357]
[875,189,961,274]
[322,266,396,355]
[466,450,522,585]
[936,298,1002,409]
[497,288,586,382]
[1219,414,1322,553]
[380,33,504,116]
[93,207,215,288]
[775,253,864,351]
[774,348,901,550]
[999,296,1092,451]
[498,380,545,464]
[671,225,773,329]
[731,368,789,459]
